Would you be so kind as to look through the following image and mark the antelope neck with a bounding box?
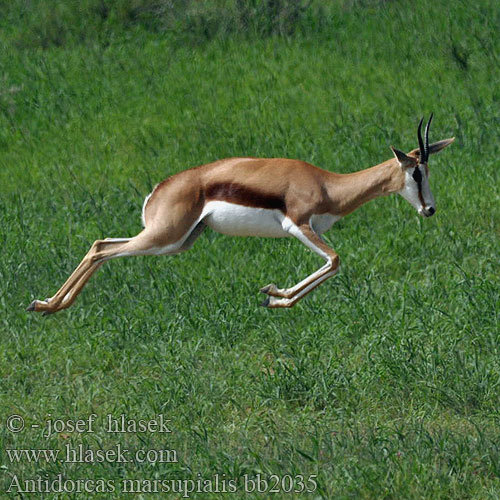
[323,160,402,216]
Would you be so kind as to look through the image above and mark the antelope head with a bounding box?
[391,114,455,217]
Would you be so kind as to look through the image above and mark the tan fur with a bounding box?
[144,157,406,227]
[27,136,454,313]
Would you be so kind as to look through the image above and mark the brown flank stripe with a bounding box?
[206,182,286,212]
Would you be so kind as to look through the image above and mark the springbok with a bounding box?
[28,115,453,313]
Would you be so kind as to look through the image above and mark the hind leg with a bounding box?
[43,222,208,312]
[27,232,157,313]
[176,222,206,252]
[28,215,205,314]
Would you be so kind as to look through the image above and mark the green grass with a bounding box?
[1,0,499,498]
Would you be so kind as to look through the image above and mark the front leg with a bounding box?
[260,259,334,298]
[260,223,339,308]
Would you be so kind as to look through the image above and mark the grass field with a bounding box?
[0,0,499,498]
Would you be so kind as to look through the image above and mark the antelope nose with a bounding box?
[428,207,435,215]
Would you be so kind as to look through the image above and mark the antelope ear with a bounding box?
[429,137,455,155]
[391,146,415,168]
[408,137,455,158]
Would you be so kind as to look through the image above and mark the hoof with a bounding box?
[260,297,271,308]
[26,300,37,312]
[260,283,279,295]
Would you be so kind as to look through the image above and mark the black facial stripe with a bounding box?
[412,166,426,208]
[412,167,422,184]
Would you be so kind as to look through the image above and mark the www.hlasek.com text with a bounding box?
[7,443,177,465]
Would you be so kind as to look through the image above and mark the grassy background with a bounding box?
[0,0,499,498]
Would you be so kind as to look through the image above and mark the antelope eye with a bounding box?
[412,167,422,183]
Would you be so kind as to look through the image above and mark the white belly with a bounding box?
[201,201,289,237]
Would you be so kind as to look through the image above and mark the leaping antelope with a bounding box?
[27,115,453,313]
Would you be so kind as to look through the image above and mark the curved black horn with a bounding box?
[423,112,433,163]
[417,116,425,162]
